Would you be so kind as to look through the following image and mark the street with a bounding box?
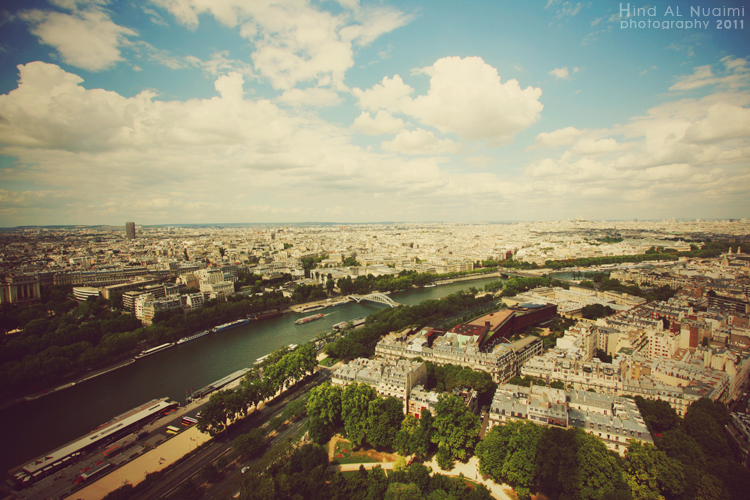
[133,368,331,500]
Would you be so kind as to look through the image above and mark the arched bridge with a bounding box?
[350,293,400,308]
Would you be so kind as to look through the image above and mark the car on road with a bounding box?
[241,466,249,474]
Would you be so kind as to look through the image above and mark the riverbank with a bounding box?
[0,358,138,412]
[434,271,503,285]
[0,299,326,410]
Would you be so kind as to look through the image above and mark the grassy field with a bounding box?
[318,356,339,367]
[327,438,400,465]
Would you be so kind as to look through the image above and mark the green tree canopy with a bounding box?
[306,382,343,443]
[431,394,480,468]
[342,382,379,447]
[476,420,542,497]
[367,396,405,449]
[623,440,685,500]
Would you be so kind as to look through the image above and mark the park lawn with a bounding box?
[319,356,339,367]
[329,439,398,465]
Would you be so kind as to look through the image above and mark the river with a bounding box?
[0,275,504,473]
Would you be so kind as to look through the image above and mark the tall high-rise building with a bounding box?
[125,221,136,240]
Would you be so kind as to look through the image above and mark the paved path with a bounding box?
[331,462,396,472]
[422,456,515,500]
[329,456,517,500]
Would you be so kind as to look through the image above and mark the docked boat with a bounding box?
[424,283,437,287]
[249,310,283,321]
[299,304,326,313]
[295,313,324,325]
[333,317,366,330]
[134,343,175,360]
[176,330,209,345]
[351,317,366,328]
[212,319,249,333]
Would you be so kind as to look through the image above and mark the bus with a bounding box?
[182,416,198,426]
[103,445,120,457]
[77,463,112,483]
[166,425,180,435]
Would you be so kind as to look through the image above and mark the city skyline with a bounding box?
[0,0,748,226]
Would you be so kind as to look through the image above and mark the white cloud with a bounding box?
[572,138,629,156]
[534,126,584,148]
[1,54,748,224]
[465,155,494,168]
[682,102,750,143]
[355,57,543,146]
[141,6,169,27]
[277,88,343,108]
[546,1,583,21]
[351,74,414,112]
[670,57,749,91]
[340,4,413,46]
[515,58,750,219]
[381,128,461,155]
[150,0,412,90]
[670,65,716,91]
[408,57,542,144]
[184,51,254,77]
[549,67,570,79]
[0,62,517,224]
[20,2,137,72]
[351,111,404,135]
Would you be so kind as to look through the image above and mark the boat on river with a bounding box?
[176,330,209,345]
[295,313,324,325]
[212,319,249,332]
[133,343,175,360]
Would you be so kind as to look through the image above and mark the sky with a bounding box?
[0,0,748,226]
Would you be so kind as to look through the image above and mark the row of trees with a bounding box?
[505,375,565,390]
[483,280,504,292]
[240,442,492,500]
[0,284,77,334]
[196,343,317,436]
[500,276,569,297]
[323,291,495,361]
[306,382,481,470]
[542,240,740,270]
[337,274,420,295]
[288,283,328,303]
[335,268,499,296]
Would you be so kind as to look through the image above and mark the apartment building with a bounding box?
[332,357,427,412]
[487,383,653,455]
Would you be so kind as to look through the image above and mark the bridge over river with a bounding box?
[349,293,400,308]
